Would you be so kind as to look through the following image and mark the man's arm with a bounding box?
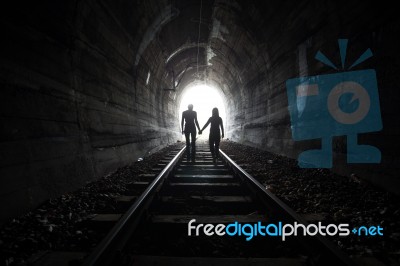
[220,118,224,138]
[181,113,185,134]
[194,112,200,131]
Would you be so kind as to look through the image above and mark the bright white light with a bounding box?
[179,84,226,140]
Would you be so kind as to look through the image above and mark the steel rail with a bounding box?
[219,149,354,266]
[83,146,186,266]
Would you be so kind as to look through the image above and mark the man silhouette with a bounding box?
[181,104,200,162]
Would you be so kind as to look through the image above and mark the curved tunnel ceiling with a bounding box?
[133,0,270,100]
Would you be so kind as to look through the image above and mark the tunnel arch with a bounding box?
[130,0,275,149]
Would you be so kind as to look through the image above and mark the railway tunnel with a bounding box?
[1,0,400,265]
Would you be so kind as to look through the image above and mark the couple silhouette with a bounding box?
[181,104,224,163]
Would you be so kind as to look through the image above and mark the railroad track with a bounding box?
[83,143,354,266]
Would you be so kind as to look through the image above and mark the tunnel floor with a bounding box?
[0,141,399,265]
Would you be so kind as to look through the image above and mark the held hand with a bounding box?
[199,130,202,135]
[222,134,224,139]
[182,131,184,135]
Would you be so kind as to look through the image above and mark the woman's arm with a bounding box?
[200,118,211,133]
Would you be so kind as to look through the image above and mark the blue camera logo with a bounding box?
[286,39,382,168]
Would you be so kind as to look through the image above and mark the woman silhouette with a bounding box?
[199,107,224,162]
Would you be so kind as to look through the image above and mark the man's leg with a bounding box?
[191,131,197,161]
[185,132,191,160]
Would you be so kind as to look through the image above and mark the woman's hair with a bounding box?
[212,107,219,117]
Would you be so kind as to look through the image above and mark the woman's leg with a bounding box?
[209,136,215,158]
[215,137,221,158]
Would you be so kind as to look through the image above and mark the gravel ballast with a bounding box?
[220,140,400,265]
[1,140,399,265]
[0,143,184,265]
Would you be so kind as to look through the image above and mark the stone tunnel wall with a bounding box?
[225,2,400,194]
[0,0,180,223]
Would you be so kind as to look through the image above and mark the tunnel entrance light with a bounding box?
[179,84,226,140]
